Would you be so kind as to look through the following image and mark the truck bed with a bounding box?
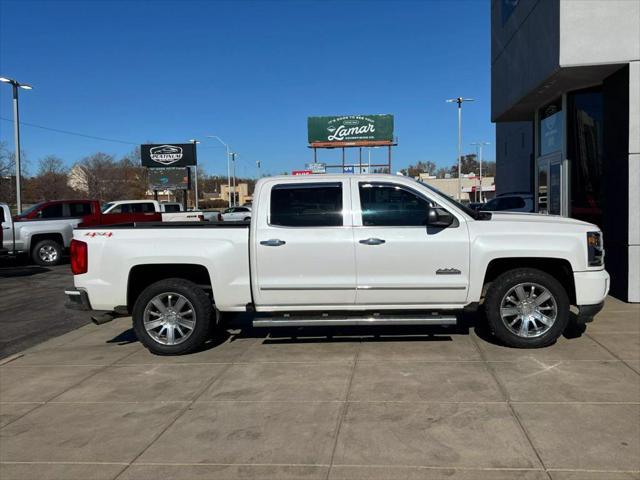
[74,221,251,311]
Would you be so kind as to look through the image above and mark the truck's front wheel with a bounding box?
[133,278,212,355]
[484,268,569,348]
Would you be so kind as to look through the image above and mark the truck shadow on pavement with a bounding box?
[0,265,51,278]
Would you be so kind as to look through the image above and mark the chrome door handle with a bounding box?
[260,239,286,247]
[359,238,386,245]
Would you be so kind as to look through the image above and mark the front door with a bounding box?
[252,179,356,308]
[536,153,563,215]
[351,179,470,306]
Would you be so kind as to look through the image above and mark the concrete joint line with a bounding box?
[469,334,553,480]
[0,346,143,432]
[585,333,640,376]
[325,342,361,480]
[112,343,250,480]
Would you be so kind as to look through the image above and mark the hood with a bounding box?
[487,212,597,228]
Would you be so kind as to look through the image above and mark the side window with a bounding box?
[359,183,429,226]
[40,204,63,219]
[108,204,123,214]
[129,203,154,213]
[68,202,92,217]
[270,183,343,227]
[503,197,525,209]
[163,204,180,213]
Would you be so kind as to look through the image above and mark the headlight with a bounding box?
[587,231,604,267]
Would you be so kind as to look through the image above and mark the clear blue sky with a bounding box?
[0,0,495,178]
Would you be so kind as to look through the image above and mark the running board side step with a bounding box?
[253,314,457,328]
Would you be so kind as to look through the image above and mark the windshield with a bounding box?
[16,202,45,217]
[101,202,114,213]
[418,180,486,220]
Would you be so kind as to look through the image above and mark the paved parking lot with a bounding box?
[0,261,89,359]
[0,292,638,479]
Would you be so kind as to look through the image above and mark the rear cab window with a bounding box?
[269,182,344,227]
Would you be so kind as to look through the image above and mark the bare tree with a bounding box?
[400,161,437,177]
[25,155,75,201]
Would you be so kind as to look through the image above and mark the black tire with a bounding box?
[31,239,63,266]
[132,278,213,355]
[484,268,569,348]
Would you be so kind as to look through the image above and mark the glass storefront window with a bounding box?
[539,98,563,156]
[567,88,603,227]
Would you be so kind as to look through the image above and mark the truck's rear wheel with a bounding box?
[133,278,212,355]
[32,239,63,266]
[484,268,569,348]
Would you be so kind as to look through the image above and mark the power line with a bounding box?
[0,116,139,146]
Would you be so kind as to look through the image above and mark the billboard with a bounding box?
[148,167,190,190]
[308,114,394,146]
[141,143,197,167]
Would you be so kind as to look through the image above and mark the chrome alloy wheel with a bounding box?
[39,245,58,263]
[499,282,558,338]
[143,292,196,345]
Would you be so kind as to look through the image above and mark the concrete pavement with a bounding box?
[0,298,638,479]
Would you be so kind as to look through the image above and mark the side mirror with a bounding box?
[427,207,454,228]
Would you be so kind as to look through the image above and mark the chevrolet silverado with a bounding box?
[65,174,609,354]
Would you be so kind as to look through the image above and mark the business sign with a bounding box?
[292,170,312,176]
[307,114,394,146]
[539,102,563,156]
[148,167,190,190]
[306,162,326,174]
[343,166,354,174]
[141,143,197,167]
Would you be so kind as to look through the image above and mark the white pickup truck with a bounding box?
[65,174,609,355]
[100,200,204,222]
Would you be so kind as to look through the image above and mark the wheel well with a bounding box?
[127,264,212,311]
[482,258,576,304]
[30,233,64,252]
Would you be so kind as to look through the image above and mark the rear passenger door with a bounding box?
[252,180,356,307]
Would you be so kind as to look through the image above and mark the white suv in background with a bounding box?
[218,206,252,222]
[482,193,534,213]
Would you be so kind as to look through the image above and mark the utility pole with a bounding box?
[0,77,33,214]
[471,141,490,203]
[206,135,232,208]
[446,97,474,201]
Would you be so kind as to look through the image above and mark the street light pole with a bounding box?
[256,160,261,179]
[206,135,232,208]
[470,141,490,203]
[1,76,33,214]
[188,139,201,210]
[231,153,237,206]
[446,97,474,201]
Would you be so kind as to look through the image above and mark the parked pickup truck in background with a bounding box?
[66,174,609,355]
[2,200,103,266]
[1,198,200,265]
[100,200,204,222]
